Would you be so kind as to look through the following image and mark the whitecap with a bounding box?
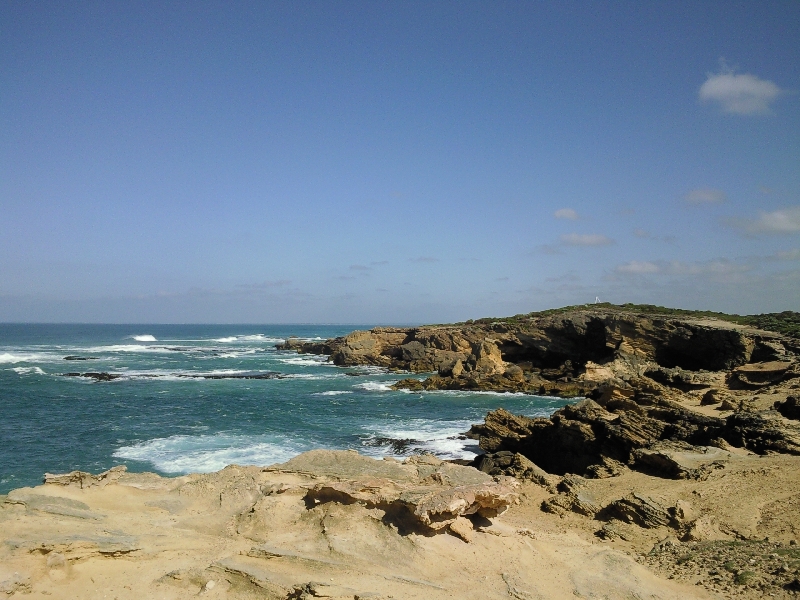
[433,390,532,397]
[218,350,257,358]
[214,334,284,343]
[113,433,304,474]
[313,390,353,396]
[11,366,46,375]
[0,352,50,364]
[132,335,157,342]
[277,356,329,366]
[83,344,174,353]
[353,381,395,392]
[359,418,479,460]
[280,373,338,380]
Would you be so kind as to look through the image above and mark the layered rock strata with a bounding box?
[278,306,798,397]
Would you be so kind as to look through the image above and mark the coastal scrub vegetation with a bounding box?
[454,303,800,339]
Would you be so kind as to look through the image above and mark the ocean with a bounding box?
[0,324,571,494]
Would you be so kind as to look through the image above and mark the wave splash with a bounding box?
[114,433,305,474]
[0,352,51,364]
[359,418,479,460]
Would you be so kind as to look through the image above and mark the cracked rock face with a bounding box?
[295,451,520,532]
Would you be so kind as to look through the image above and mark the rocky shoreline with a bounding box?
[3,305,800,598]
[276,304,800,596]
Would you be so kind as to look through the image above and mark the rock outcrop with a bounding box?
[2,450,713,599]
[470,398,800,480]
[279,305,798,398]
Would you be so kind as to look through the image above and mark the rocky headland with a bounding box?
[3,304,800,598]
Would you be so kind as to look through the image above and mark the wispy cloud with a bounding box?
[685,188,726,204]
[554,208,579,220]
[773,248,800,261]
[699,64,782,115]
[535,244,563,255]
[349,264,370,271]
[235,279,291,289]
[560,233,614,247]
[728,206,800,235]
[616,261,660,274]
[615,259,750,277]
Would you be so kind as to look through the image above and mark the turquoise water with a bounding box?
[0,324,571,494]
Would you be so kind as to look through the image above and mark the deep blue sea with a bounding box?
[0,324,571,494]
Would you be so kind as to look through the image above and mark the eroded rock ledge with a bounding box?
[278,305,799,397]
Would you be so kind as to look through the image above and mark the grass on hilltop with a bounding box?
[451,303,800,339]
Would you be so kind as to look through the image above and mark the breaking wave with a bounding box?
[113,433,306,474]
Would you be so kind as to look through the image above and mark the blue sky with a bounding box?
[1,1,799,323]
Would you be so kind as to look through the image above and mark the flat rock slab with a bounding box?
[270,449,491,486]
[5,533,139,556]
[5,490,105,520]
[632,445,731,479]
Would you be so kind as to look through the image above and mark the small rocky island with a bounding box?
[3,304,800,599]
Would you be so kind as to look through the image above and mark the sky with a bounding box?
[1,1,799,324]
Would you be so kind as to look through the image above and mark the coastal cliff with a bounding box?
[3,305,800,598]
[279,304,799,396]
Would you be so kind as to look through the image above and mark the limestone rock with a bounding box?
[44,465,127,488]
[542,475,601,517]
[631,442,730,480]
[681,515,730,542]
[471,340,505,375]
[733,361,794,387]
[700,389,730,406]
[307,478,519,531]
[503,364,525,382]
[605,493,672,529]
[0,572,31,595]
[448,516,474,542]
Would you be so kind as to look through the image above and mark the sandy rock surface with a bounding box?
[1,450,708,600]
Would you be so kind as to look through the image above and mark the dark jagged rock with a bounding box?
[63,356,98,361]
[63,372,123,381]
[279,306,796,398]
[775,396,800,420]
[62,371,283,382]
[473,398,800,479]
[276,337,332,355]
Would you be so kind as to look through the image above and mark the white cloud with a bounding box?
[554,208,579,220]
[750,207,800,234]
[617,261,660,274]
[615,258,749,277]
[773,248,800,261]
[732,206,800,235]
[685,188,726,204]
[560,233,614,247]
[699,69,782,115]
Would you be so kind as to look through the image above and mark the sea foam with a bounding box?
[215,334,284,343]
[113,433,304,474]
[132,335,157,342]
[353,381,395,392]
[0,352,50,364]
[11,366,46,375]
[360,418,479,460]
